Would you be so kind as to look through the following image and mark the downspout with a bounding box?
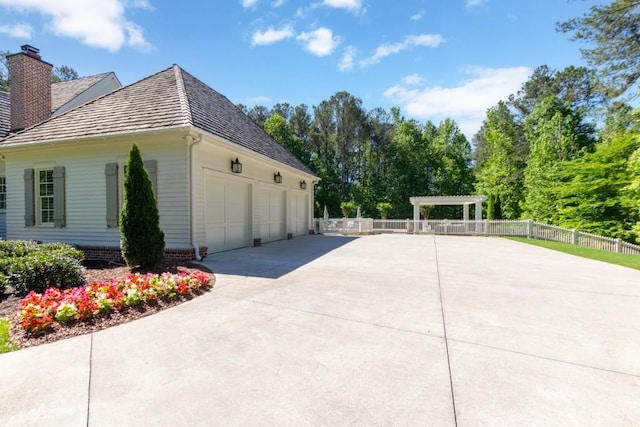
[187,133,203,260]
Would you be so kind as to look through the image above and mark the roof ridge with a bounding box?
[173,65,193,126]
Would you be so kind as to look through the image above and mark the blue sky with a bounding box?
[0,0,604,138]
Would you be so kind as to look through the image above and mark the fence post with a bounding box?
[616,238,622,253]
[527,220,532,238]
[572,229,578,245]
[484,220,489,236]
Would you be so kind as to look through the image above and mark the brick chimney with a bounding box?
[7,45,53,132]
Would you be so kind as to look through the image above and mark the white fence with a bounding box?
[314,218,640,255]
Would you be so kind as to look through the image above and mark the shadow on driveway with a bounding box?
[201,234,358,279]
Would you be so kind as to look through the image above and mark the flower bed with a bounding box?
[19,271,211,335]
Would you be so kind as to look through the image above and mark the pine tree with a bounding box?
[120,143,165,267]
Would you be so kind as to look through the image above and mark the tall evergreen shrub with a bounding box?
[120,143,165,267]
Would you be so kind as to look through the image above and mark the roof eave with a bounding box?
[0,125,193,151]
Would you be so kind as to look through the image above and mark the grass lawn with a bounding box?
[0,318,18,354]
[508,237,640,271]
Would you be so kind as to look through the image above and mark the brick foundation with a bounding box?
[78,246,208,263]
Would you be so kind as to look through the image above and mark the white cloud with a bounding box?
[130,0,154,10]
[322,0,361,12]
[272,0,285,6]
[410,11,424,21]
[0,0,152,51]
[125,21,152,51]
[339,46,357,71]
[384,66,532,139]
[251,24,295,46]
[242,0,258,8]
[360,33,444,67]
[297,27,339,56]
[0,23,33,38]
[244,95,271,104]
[402,73,423,86]
[466,0,487,7]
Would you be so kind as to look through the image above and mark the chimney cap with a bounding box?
[20,44,41,59]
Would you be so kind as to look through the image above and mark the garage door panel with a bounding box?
[205,176,250,253]
[205,177,226,224]
[260,188,285,243]
[291,193,308,236]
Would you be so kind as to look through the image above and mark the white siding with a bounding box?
[5,135,190,248]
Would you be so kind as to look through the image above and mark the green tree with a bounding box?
[340,200,357,218]
[0,51,9,92]
[290,104,312,142]
[376,202,393,219]
[474,102,526,219]
[120,143,165,267]
[51,65,79,82]
[271,102,293,121]
[558,0,640,98]
[247,105,271,128]
[521,97,594,222]
[508,65,604,119]
[263,114,312,166]
[432,118,474,196]
[555,134,640,241]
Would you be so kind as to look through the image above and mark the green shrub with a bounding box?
[39,242,84,262]
[0,240,39,258]
[8,252,85,294]
[120,143,165,267]
[0,241,85,294]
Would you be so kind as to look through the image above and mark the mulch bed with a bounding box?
[0,260,215,349]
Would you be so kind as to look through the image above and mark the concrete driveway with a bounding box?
[1,234,640,426]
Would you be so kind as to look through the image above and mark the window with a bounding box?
[0,176,6,210]
[24,166,65,228]
[37,169,54,224]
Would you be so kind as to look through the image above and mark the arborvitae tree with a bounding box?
[120,143,165,267]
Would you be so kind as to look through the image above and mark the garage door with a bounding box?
[260,188,284,243]
[205,176,250,253]
[291,193,308,237]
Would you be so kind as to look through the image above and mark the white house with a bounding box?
[0,46,318,261]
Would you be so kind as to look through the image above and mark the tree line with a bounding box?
[244,0,640,244]
[239,95,474,220]
[475,0,640,243]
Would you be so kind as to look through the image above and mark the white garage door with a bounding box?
[260,188,284,243]
[205,176,250,253]
[291,193,308,237]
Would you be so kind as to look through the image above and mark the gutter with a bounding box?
[187,133,203,260]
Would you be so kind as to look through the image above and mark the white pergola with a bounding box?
[409,195,488,225]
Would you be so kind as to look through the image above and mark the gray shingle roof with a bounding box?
[0,92,9,138]
[0,65,313,175]
[51,72,115,112]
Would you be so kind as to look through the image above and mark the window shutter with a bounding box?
[105,163,119,228]
[23,168,35,227]
[53,166,65,228]
[144,160,158,197]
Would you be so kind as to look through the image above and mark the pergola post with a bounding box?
[413,202,420,234]
[463,203,470,232]
[475,200,482,232]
